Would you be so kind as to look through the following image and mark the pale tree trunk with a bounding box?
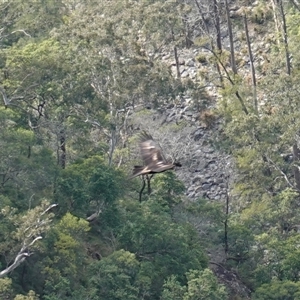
[293,144,300,190]
[213,0,224,87]
[89,84,132,167]
[225,0,237,75]
[224,0,248,114]
[271,0,281,46]
[278,0,291,75]
[107,98,132,167]
[89,66,135,167]
[290,0,300,11]
[0,203,57,278]
[214,0,222,53]
[59,128,66,169]
[244,13,258,114]
[117,108,132,168]
[277,1,297,188]
[183,14,193,48]
[108,99,117,167]
[194,0,224,86]
[108,129,116,167]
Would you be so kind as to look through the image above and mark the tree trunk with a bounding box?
[224,191,229,256]
[271,0,281,46]
[171,27,181,79]
[214,0,222,53]
[213,0,224,87]
[174,45,181,79]
[293,143,300,190]
[59,128,66,169]
[278,0,291,75]
[225,0,237,75]
[290,0,300,11]
[183,14,193,48]
[108,127,116,167]
[224,0,248,114]
[244,14,258,114]
[194,0,224,86]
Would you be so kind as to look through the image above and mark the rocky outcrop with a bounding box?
[152,47,233,202]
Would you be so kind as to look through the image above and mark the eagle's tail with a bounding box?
[130,166,145,179]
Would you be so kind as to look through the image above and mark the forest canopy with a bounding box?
[1,0,300,299]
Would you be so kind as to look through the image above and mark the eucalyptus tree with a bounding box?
[215,1,300,291]
[0,0,66,46]
[115,198,208,299]
[53,0,192,166]
[0,201,57,279]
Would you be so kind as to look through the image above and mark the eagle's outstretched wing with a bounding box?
[139,131,166,167]
[131,131,174,178]
[130,131,177,178]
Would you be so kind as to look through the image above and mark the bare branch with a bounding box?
[1,28,32,41]
[41,203,58,216]
[290,0,300,11]
[10,29,32,38]
[0,85,24,108]
[0,86,9,106]
[0,253,30,278]
[21,236,42,252]
[0,237,42,278]
[0,203,57,278]
[265,156,299,191]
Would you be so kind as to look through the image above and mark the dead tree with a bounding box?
[0,203,57,278]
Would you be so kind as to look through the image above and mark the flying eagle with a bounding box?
[131,131,181,179]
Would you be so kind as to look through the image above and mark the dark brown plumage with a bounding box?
[131,131,181,178]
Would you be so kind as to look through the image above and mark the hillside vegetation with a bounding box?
[1,0,300,299]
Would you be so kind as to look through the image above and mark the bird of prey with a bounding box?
[131,131,181,179]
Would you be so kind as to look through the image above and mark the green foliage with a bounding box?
[253,280,300,300]
[228,188,300,286]
[2,34,98,163]
[0,0,65,42]
[183,198,224,246]
[55,155,124,223]
[0,200,56,274]
[226,220,254,262]
[0,108,33,187]
[150,172,185,208]
[253,232,300,284]
[14,201,56,245]
[214,6,300,291]
[184,269,228,300]
[87,250,140,300]
[161,275,186,300]
[6,0,300,299]
[161,269,228,300]
[14,290,39,300]
[118,199,208,298]
[0,200,16,258]
[0,278,13,299]
[41,213,89,299]
[0,106,58,207]
[4,39,68,96]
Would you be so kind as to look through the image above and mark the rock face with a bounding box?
[148,45,248,299]
[134,99,232,203]
[178,118,230,202]
[152,47,233,203]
